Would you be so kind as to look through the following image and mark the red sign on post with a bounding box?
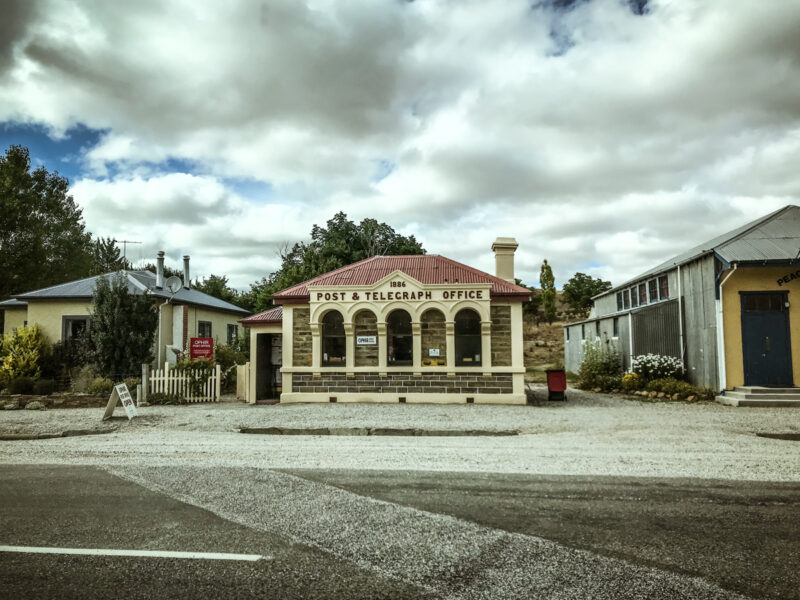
[190,337,214,361]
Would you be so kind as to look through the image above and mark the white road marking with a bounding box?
[0,545,266,561]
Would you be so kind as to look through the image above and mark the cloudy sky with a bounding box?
[2,0,799,290]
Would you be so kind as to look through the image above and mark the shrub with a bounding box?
[8,376,35,394]
[87,377,114,396]
[632,354,684,381]
[0,325,50,386]
[595,374,622,392]
[578,337,623,389]
[215,343,248,393]
[642,377,715,401]
[70,364,100,393]
[123,378,141,392]
[174,357,214,397]
[33,379,55,396]
[621,373,643,392]
[147,392,185,405]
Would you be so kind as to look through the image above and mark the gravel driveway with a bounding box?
[2,387,799,481]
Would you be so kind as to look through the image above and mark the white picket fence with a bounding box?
[236,362,251,403]
[143,362,221,403]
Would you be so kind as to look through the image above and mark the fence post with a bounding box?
[141,363,150,403]
[215,364,221,401]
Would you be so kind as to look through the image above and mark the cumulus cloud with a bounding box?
[2,0,800,289]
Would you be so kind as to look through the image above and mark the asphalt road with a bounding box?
[2,465,798,599]
[284,470,800,600]
[0,465,431,600]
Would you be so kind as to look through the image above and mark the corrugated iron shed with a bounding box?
[271,255,531,302]
[602,205,800,295]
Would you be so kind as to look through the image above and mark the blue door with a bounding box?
[740,292,793,386]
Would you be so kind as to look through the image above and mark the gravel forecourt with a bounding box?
[1,387,798,599]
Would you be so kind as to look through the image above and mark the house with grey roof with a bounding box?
[564,205,800,403]
[0,252,250,367]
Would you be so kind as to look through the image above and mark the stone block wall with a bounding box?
[292,307,312,366]
[292,372,513,394]
[354,309,378,367]
[421,309,447,365]
[490,305,512,366]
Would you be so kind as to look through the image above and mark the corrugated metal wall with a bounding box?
[631,300,681,358]
[679,256,719,389]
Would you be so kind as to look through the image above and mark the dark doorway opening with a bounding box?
[255,333,282,402]
[740,292,793,387]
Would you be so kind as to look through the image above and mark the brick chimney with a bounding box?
[491,237,518,284]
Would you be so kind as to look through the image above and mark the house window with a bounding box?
[62,316,90,342]
[595,321,601,338]
[198,321,212,338]
[566,328,570,341]
[616,292,623,311]
[613,317,619,337]
[659,275,669,300]
[623,289,630,310]
[322,310,346,366]
[227,324,238,345]
[454,308,482,366]
[648,279,658,302]
[387,309,413,366]
[581,324,585,339]
[639,284,647,305]
[630,287,639,308]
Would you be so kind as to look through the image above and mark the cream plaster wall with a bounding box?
[2,308,28,335]
[26,300,93,343]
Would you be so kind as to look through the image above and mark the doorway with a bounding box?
[255,333,283,401]
[740,292,793,387]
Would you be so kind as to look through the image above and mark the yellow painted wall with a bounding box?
[722,266,800,388]
[2,308,28,335]
[183,306,245,349]
[26,300,93,343]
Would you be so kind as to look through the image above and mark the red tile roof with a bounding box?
[272,255,531,303]
[240,306,282,326]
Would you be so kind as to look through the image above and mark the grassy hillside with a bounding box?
[523,291,575,383]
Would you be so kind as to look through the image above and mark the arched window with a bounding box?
[455,308,482,366]
[387,309,413,366]
[321,310,346,366]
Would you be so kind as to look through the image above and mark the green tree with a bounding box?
[83,274,158,378]
[562,272,612,318]
[0,145,94,299]
[247,212,425,312]
[193,274,240,305]
[540,259,556,324]
[91,237,131,275]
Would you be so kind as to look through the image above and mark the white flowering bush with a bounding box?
[631,354,684,381]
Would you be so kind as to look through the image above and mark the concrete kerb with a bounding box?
[238,426,519,437]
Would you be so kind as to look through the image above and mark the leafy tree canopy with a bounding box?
[562,272,612,317]
[247,212,425,312]
[83,274,159,378]
[0,145,94,299]
[91,237,131,275]
[193,274,254,311]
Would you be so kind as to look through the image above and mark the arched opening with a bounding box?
[455,308,482,366]
[321,310,345,366]
[353,308,378,367]
[387,309,413,366]
[420,308,446,366]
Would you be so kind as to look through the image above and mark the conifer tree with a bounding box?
[83,274,158,378]
[540,259,556,324]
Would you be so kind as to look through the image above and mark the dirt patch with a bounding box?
[239,427,519,437]
[756,432,800,441]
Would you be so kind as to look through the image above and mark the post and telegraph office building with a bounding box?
[241,238,531,404]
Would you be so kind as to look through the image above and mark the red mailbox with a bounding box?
[545,369,567,401]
